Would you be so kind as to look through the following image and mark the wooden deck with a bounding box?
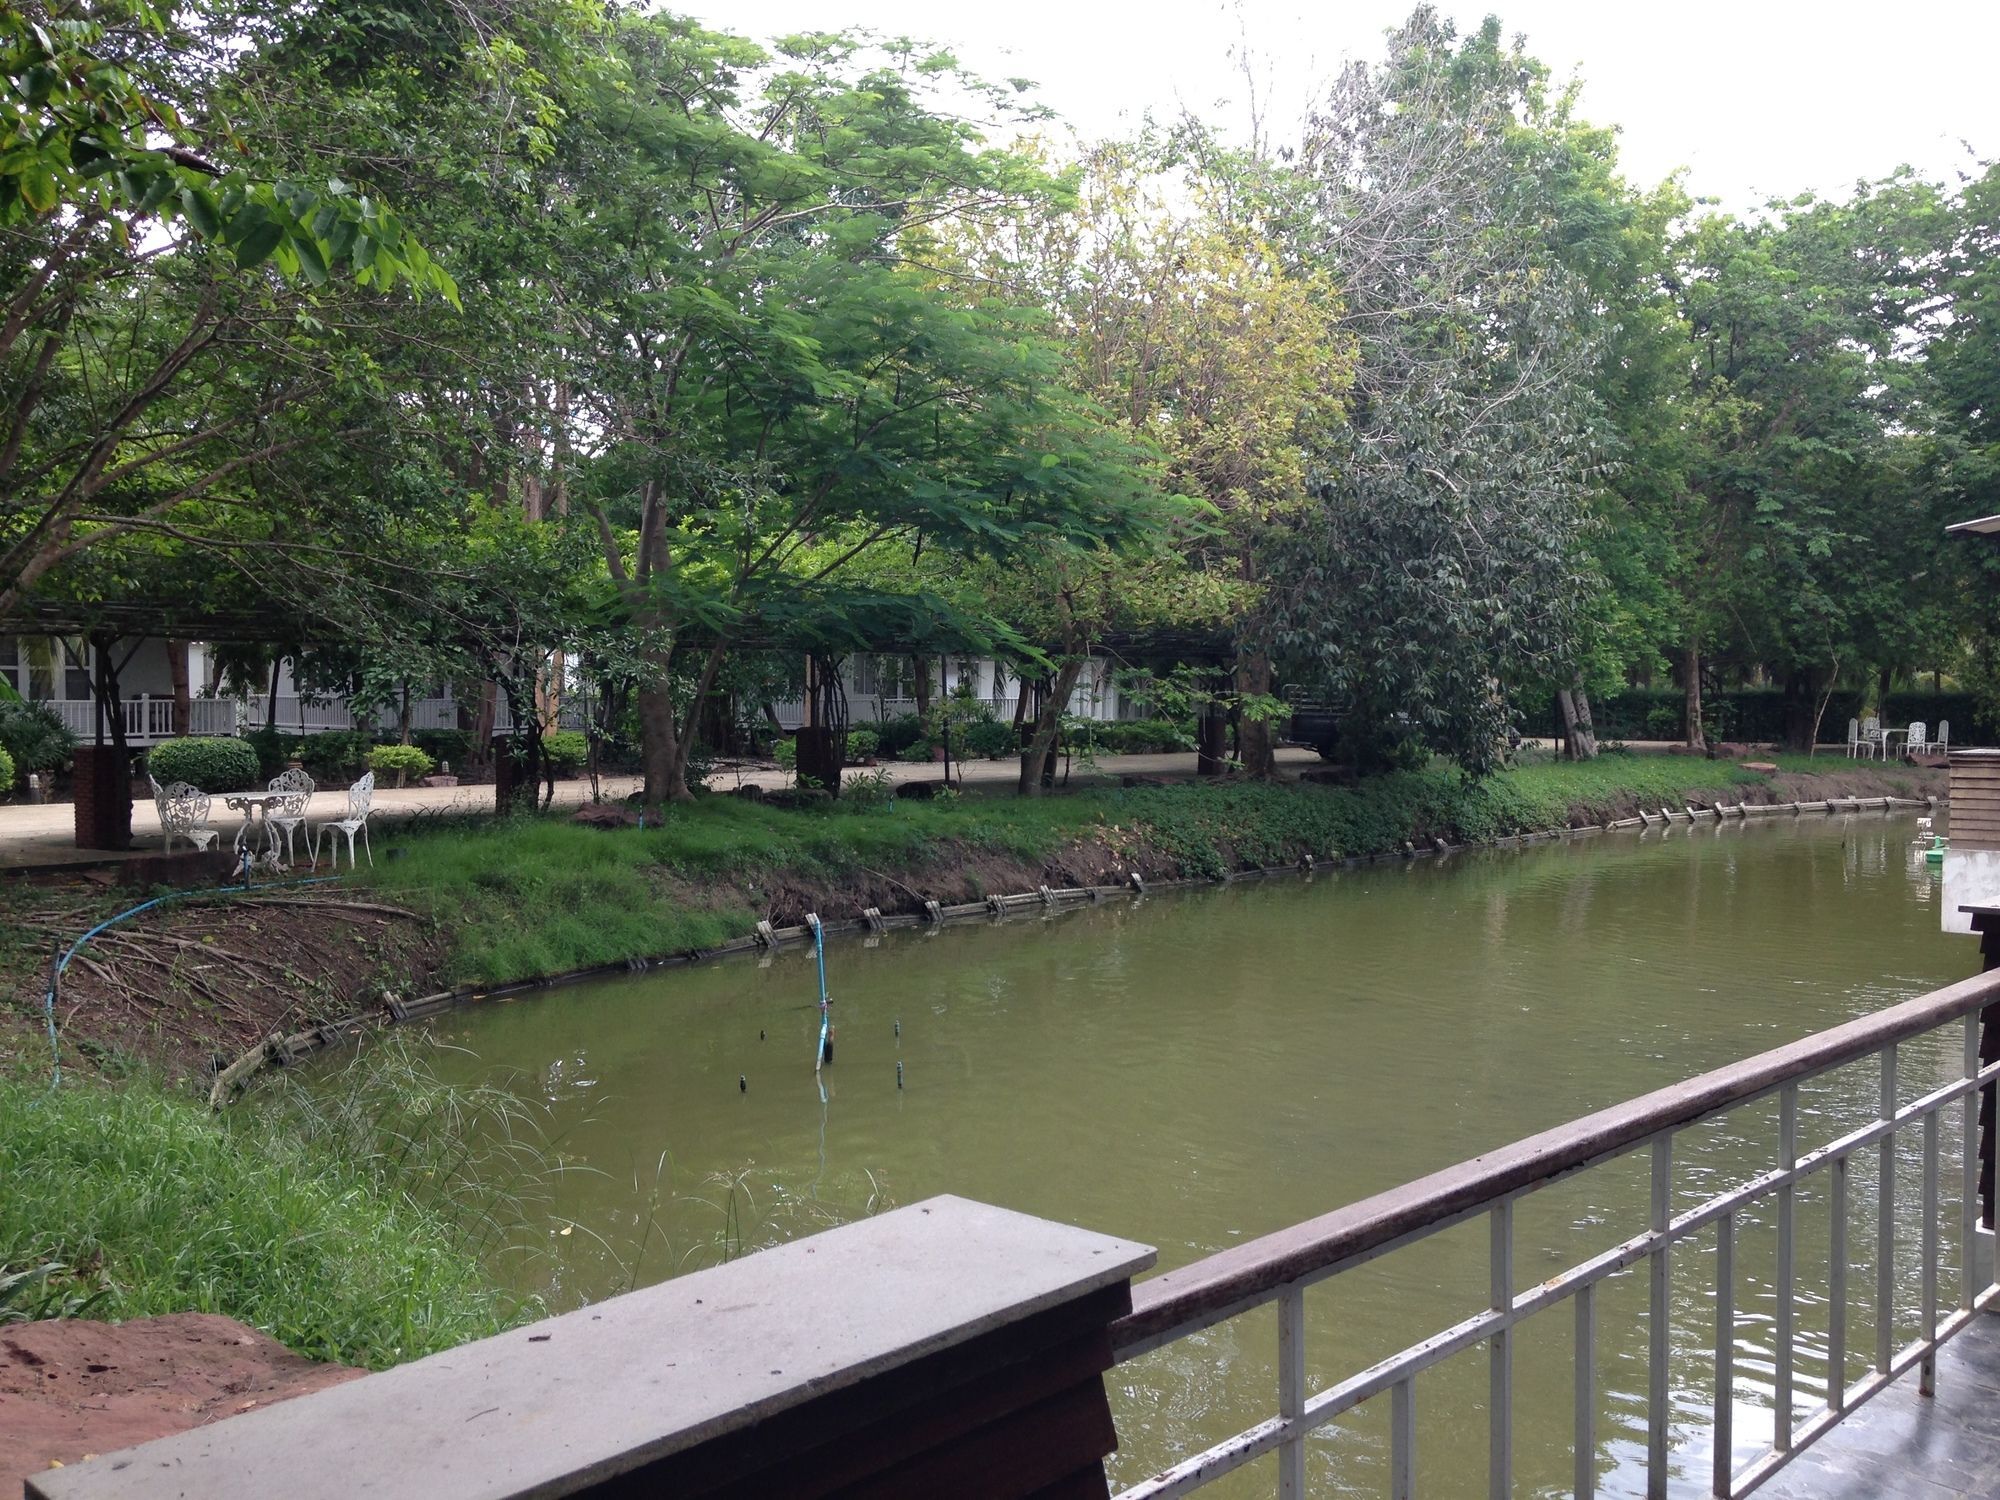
[1762,1313,2000,1499]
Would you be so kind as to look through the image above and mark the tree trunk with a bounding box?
[265,657,281,733]
[1234,651,1277,777]
[1196,698,1229,776]
[638,680,691,821]
[398,683,413,746]
[91,636,132,848]
[1683,640,1705,752]
[1018,659,1085,796]
[911,655,933,717]
[167,640,191,736]
[1557,682,1599,761]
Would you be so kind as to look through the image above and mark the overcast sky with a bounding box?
[686,0,2000,210]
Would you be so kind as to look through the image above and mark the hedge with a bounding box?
[147,736,261,791]
[1585,688,1994,746]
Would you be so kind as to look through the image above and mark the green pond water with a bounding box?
[385,811,1971,1497]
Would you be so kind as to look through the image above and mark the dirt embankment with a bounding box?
[2,887,448,1082]
[1,1313,362,1492]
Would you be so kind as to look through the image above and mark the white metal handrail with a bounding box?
[1109,966,2000,1499]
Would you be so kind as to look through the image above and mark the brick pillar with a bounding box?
[71,744,133,850]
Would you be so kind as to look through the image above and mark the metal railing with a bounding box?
[1108,966,2000,1499]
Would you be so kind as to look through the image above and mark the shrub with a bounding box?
[897,740,935,763]
[845,728,878,762]
[0,743,14,792]
[147,736,260,791]
[298,730,373,782]
[368,744,435,787]
[241,727,291,779]
[541,729,589,771]
[773,737,797,769]
[412,728,471,766]
[873,713,928,757]
[963,719,1015,759]
[0,700,73,779]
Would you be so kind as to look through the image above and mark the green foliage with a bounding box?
[897,741,936,763]
[298,731,372,782]
[241,727,292,780]
[0,743,14,792]
[0,1070,515,1367]
[0,700,70,777]
[146,735,259,791]
[845,728,878,762]
[367,744,435,783]
[773,738,797,770]
[1069,718,1192,755]
[412,729,471,766]
[962,719,1015,759]
[540,730,589,771]
[872,715,929,757]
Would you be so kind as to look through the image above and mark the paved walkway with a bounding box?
[1761,1314,2000,1499]
[0,749,1320,870]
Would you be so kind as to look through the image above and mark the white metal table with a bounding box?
[221,789,290,869]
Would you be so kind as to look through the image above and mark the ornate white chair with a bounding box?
[150,775,219,854]
[266,768,316,868]
[1905,721,1929,757]
[313,770,375,869]
[1860,716,1883,760]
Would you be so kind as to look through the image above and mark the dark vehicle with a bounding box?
[1284,695,1349,761]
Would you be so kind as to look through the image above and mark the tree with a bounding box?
[1270,10,1606,773]
[563,19,1163,815]
[0,0,469,619]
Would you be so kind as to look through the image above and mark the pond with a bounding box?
[391,811,1966,1497]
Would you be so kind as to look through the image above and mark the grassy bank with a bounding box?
[352,752,1937,987]
[0,1052,525,1366]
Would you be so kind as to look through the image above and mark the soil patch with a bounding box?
[0,1313,361,1491]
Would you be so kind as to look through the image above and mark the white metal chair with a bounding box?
[313,771,375,869]
[1905,721,1929,757]
[1860,716,1883,760]
[1845,717,1863,758]
[266,767,315,868]
[1936,720,1950,754]
[150,775,219,854]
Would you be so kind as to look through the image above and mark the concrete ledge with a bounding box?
[32,1196,1155,1500]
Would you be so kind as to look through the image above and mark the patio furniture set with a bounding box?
[150,769,376,871]
[1846,717,1949,760]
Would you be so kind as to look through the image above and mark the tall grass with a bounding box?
[0,1043,530,1367]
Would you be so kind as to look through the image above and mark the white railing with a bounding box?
[46,695,237,744]
[1109,966,2000,1500]
[39,692,582,744]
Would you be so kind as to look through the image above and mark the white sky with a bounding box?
[686,0,2000,209]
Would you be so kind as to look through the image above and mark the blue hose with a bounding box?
[40,873,343,1089]
[810,915,831,1072]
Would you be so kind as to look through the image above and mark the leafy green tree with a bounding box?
[562,18,1163,814]
[0,0,470,618]
[1271,9,1607,774]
